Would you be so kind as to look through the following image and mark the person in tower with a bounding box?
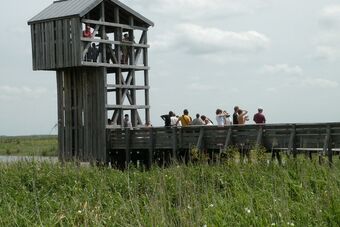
[83,24,92,38]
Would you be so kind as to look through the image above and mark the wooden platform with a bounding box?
[106,123,340,169]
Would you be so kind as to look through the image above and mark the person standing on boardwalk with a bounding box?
[233,106,239,125]
[253,107,266,124]
[201,115,213,125]
[176,109,192,126]
[237,109,249,125]
[216,109,229,126]
[191,113,204,125]
[161,111,173,127]
[171,113,180,127]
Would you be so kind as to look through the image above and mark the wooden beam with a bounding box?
[81,61,149,70]
[106,105,150,110]
[82,19,148,31]
[81,37,149,48]
[107,84,150,90]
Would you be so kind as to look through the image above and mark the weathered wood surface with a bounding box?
[106,123,340,168]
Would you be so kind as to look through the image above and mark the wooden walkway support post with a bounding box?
[125,128,131,169]
[224,127,232,150]
[322,125,332,166]
[288,125,297,158]
[147,128,154,169]
[196,128,205,151]
[172,127,177,161]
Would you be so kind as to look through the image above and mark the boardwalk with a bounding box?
[106,122,340,169]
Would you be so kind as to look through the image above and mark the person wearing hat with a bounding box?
[253,107,266,124]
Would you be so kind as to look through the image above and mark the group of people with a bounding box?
[161,106,266,127]
[82,24,132,64]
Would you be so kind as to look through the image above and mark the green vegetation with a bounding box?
[0,135,57,156]
[1,158,340,226]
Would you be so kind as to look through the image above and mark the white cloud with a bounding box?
[319,5,340,29]
[314,46,338,61]
[314,5,340,61]
[260,64,303,76]
[188,83,214,92]
[302,78,339,88]
[0,85,47,100]
[125,0,269,20]
[154,23,270,55]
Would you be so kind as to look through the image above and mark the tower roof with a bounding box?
[28,0,154,27]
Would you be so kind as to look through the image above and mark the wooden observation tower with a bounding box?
[28,0,154,162]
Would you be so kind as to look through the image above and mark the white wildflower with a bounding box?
[209,204,214,208]
[271,223,276,226]
[187,205,192,210]
[77,210,82,214]
[245,207,251,214]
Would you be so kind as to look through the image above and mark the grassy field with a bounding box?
[0,135,57,156]
[1,158,340,226]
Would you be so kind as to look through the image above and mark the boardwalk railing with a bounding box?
[106,122,340,168]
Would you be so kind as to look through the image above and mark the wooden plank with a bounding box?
[63,19,69,67]
[50,21,56,69]
[35,24,41,69]
[55,20,62,68]
[41,23,47,69]
[30,25,36,70]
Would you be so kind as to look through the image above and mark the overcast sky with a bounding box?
[1,0,340,135]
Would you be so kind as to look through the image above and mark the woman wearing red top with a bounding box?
[83,25,92,38]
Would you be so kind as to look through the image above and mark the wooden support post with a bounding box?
[288,125,297,158]
[101,2,106,64]
[256,126,263,147]
[172,127,177,161]
[196,127,205,151]
[143,31,150,124]
[224,127,232,149]
[129,16,137,127]
[147,128,154,170]
[125,128,130,169]
[322,125,332,166]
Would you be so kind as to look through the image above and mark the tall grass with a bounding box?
[1,158,340,226]
[0,136,57,156]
